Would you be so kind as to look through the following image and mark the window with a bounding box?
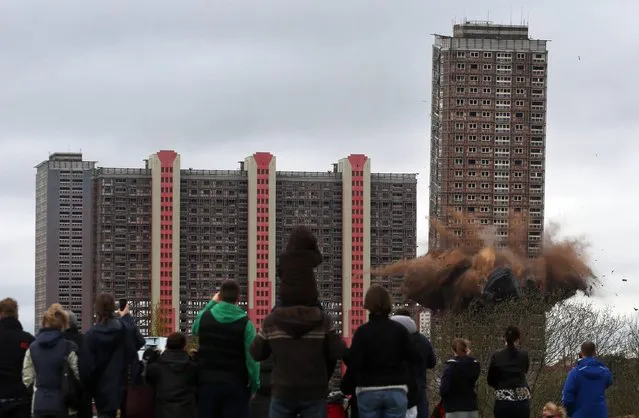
[516,100,524,106]
[482,111,491,117]
[457,51,466,58]
[470,52,479,58]
[515,148,523,154]
[456,111,465,117]
[481,135,491,142]
[516,76,525,83]
[496,65,512,72]
[483,76,492,82]
[517,53,526,59]
[515,112,523,118]
[483,88,492,94]
[481,123,491,130]
[481,183,490,189]
[483,64,492,70]
[456,75,465,82]
[481,159,489,165]
[470,75,479,82]
[513,172,523,178]
[467,194,476,201]
[469,111,477,117]
[454,170,463,177]
[468,123,477,129]
[455,134,464,141]
[470,64,478,70]
[455,146,463,153]
[457,87,465,93]
[468,171,477,177]
[457,63,466,70]
[481,147,491,153]
[454,182,463,189]
[456,99,465,106]
[482,99,491,106]
[468,159,476,165]
[515,88,526,95]
[454,158,463,165]
[469,99,478,106]
[469,87,478,93]
[468,147,477,153]
[481,171,490,177]
[468,135,477,141]
[515,124,523,131]
[455,122,464,129]
[484,52,493,58]
[468,183,476,188]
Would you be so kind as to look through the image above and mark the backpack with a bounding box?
[61,341,83,410]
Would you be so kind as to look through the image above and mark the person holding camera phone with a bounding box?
[79,294,145,418]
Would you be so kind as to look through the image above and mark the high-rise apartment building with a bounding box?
[429,21,548,256]
[37,151,417,341]
[35,153,96,331]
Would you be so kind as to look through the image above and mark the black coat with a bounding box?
[0,317,35,401]
[439,356,481,412]
[487,347,530,390]
[146,350,198,418]
[250,356,273,418]
[63,327,93,418]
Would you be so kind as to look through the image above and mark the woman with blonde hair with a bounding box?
[542,402,566,418]
[22,303,80,418]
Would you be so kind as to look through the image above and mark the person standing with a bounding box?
[487,326,531,418]
[439,339,480,418]
[79,294,145,418]
[0,298,35,418]
[146,333,198,418]
[391,309,436,418]
[561,342,612,418]
[192,280,260,418]
[22,304,80,418]
[347,286,418,418]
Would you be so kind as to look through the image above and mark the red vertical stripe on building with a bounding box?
[249,152,273,329]
[156,150,177,335]
[347,154,368,342]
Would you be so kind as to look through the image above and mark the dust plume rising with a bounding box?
[373,213,596,312]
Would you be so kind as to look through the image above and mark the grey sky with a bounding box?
[1,0,637,331]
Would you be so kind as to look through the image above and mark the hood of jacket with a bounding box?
[158,349,191,372]
[35,328,64,348]
[285,226,318,252]
[89,318,125,350]
[576,357,610,381]
[390,315,418,334]
[271,306,324,339]
[0,316,24,331]
[446,356,481,379]
[210,301,248,324]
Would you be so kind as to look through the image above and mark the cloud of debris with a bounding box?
[373,213,596,312]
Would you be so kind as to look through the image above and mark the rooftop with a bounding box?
[453,21,529,40]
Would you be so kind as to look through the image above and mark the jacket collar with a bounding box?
[0,317,23,330]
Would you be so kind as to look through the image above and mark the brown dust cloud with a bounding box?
[372,212,596,312]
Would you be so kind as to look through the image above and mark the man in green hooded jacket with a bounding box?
[192,280,260,418]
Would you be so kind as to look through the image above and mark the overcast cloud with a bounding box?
[1,0,637,332]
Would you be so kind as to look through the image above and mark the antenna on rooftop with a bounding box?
[510,5,512,25]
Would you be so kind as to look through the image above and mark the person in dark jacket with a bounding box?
[561,341,612,418]
[0,298,35,418]
[250,356,274,418]
[392,309,437,418]
[348,286,419,418]
[22,304,80,418]
[250,279,344,418]
[62,311,92,418]
[277,226,323,308]
[439,338,480,418]
[146,332,197,418]
[79,294,145,418]
[487,326,531,418]
[192,280,260,418]
[389,313,423,416]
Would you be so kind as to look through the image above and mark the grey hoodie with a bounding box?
[391,315,418,334]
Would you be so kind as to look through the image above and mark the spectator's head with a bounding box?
[452,338,471,357]
[364,285,392,317]
[65,310,79,330]
[42,303,69,331]
[166,332,187,351]
[580,341,596,358]
[543,402,566,418]
[220,280,241,304]
[0,297,18,320]
[285,225,318,252]
[394,308,411,317]
[94,293,116,323]
[504,325,521,348]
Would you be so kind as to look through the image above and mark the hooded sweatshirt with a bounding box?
[250,306,343,401]
[0,317,35,401]
[439,356,481,412]
[147,349,198,418]
[277,226,323,307]
[22,328,79,415]
[390,315,428,408]
[562,357,612,418]
[79,315,145,413]
[192,300,260,393]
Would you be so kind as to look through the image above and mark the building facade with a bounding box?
[429,21,548,256]
[36,151,417,338]
[35,153,95,331]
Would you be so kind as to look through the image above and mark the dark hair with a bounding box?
[94,293,116,323]
[394,308,411,317]
[285,225,318,252]
[0,298,18,318]
[581,341,596,357]
[452,338,470,356]
[504,326,521,348]
[364,285,392,316]
[167,332,187,350]
[220,280,241,303]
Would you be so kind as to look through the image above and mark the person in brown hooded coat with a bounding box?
[277,226,323,308]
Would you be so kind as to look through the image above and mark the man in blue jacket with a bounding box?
[562,341,612,418]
